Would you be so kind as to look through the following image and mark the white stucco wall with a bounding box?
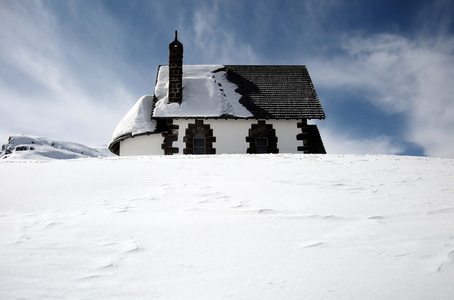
[271,120,303,153]
[119,134,164,156]
[173,119,302,154]
[118,119,304,155]
[172,119,248,154]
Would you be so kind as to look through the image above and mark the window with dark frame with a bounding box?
[193,132,205,154]
[246,121,278,154]
[184,120,216,155]
[255,135,268,154]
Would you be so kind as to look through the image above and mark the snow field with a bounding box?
[1,154,454,299]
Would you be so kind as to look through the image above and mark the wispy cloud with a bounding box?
[312,32,454,157]
[0,1,139,145]
[190,3,257,64]
[319,125,405,155]
[300,0,454,157]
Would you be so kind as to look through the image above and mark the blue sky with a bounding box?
[1,0,453,157]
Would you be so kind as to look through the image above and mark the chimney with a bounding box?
[168,30,183,104]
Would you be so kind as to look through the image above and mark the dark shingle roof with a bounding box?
[221,65,325,119]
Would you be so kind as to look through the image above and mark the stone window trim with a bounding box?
[246,120,278,154]
[183,119,216,155]
[296,119,309,153]
[161,119,179,155]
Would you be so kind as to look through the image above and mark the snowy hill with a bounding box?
[1,135,111,160]
[1,154,453,299]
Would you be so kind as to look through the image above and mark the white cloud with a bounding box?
[311,33,454,157]
[0,1,139,146]
[317,123,404,155]
[191,4,257,64]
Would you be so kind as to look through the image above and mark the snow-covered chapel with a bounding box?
[109,31,326,156]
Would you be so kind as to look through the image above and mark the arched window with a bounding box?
[246,120,278,154]
[193,132,205,154]
[184,120,216,155]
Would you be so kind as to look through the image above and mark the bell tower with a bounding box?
[168,30,183,104]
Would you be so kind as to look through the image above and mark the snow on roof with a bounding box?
[153,65,253,118]
[111,95,156,141]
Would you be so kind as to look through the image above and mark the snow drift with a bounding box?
[1,135,110,160]
[1,153,453,299]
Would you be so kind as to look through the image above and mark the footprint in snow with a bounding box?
[368,216,388,223]
[300,242,324,249]
[122,243,141,254]
[258,209,279,214]
[99,261,118,269]
[231,201,244,208]
[43,221,61,229]
[79,274,111,280]
[198,193,228,203]
[437,250,454,272]
[109,206,133,214]
[427,207,454,215]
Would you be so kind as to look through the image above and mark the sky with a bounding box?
[1,0,453,157]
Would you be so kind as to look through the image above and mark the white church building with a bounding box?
[109,32,326,156]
